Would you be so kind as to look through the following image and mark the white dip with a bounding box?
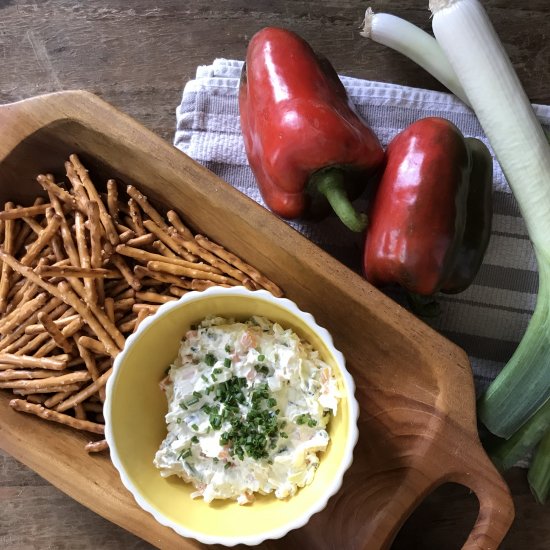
[154,315,341,505]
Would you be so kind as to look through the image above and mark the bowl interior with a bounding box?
[107,291,354,541]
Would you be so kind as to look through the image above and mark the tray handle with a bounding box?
[448,451,515,550]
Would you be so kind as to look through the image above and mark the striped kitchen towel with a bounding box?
[175,58,549,395]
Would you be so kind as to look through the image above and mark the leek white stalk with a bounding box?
[430,0,550,439]
[359,7,470,105]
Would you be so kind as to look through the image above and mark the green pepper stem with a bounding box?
[311,169,367,232]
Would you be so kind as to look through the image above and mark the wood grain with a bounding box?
[0,1,548,549]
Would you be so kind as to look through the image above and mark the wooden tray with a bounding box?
[0,91,514,549]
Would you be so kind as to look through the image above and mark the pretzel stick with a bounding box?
[78,335,107,356]
[36,266,118,279]
[36,174,78,210]
[126,233,155,247]
[0,353,69,370]
[0,202,14,312]
[34,316,85,358]
[74,404,87,420]
[0,293,48,336]
[22,215,45,234]
[87,200,104,304]
[25,314,80,335]
[83,402,103,413]
[104,297,115,324]
[74,210,96,303]
[147,260,240,285]
[44,391,74,408]
[110,253,141,290]
[0,371,90,390]
[85,439,108,453]
[133,266,193,288]
[118,229,135,243]
[133,308,150,332]
[0,204,50,220]
[168,228,247,282]
[114,297,135,312]
[135,291,176,304]
[119,316,138,333]
[169,286,189,297]
[20,214,62,268]
[14,333,51,357]
[42,210,65,265]
[75,336,102,402]
[12,221,34,259]
[55,367,112,412]
[0,369,71,381]
[70,155,119,246]
[26,394,48,404]
[126,185,168,230]
[38,312,74,354]
[132,303,159,314]
[13,384,82,396]
[166,210,194,240]
[106,179,119,221]
[0,298,65,352]
[57,281,121,358]
[0,250,115,357]
[48,193,80,267]
[190,279,218,291]
[152,240,178,259]
[194,234,283,296]
[142,220,198,263]
[10,399,104,434]
[116,244,221,274]
[128,198,146,236]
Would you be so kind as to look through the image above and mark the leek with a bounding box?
[528,428,550,504]
[429,0,550,439]
[360,7,470,105]
[490,399,550,472]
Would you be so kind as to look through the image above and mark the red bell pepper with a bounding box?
[239,27,385,232]
[363,117,493,296]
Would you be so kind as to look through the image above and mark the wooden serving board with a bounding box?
[0,91,514,549]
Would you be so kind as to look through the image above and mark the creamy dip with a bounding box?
[153,315,341,505]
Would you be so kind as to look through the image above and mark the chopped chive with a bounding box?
[224,358,231,368]
[280,432,288,439]
[211,373,218,382]
[192,390,202,398]
[224,462,231,469]
[205,353,216,366]
[191,435,199,444]
[213,367,223,375]
[201,374,209,383]
[257,354,265,361]
[268,397,277,408]
[178,449,192,460]
[179,401,188,410]
[191,423,199,431]
[186,396,199,406]
[213,457,219,463]
[225,344,232,353]
[176,418,182,424]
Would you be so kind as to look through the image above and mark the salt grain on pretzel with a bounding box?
[10,399,104,434]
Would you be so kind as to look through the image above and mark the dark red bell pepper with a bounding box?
[363,117,493,296]
[239,27,385,232]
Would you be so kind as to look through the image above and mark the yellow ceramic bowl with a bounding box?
[105,287,359,546]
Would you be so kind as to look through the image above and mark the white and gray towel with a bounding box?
[175,58,550,395]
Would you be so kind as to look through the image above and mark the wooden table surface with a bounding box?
[0,1,548,548]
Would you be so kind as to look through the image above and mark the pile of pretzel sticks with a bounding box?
[0,154,282,453]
